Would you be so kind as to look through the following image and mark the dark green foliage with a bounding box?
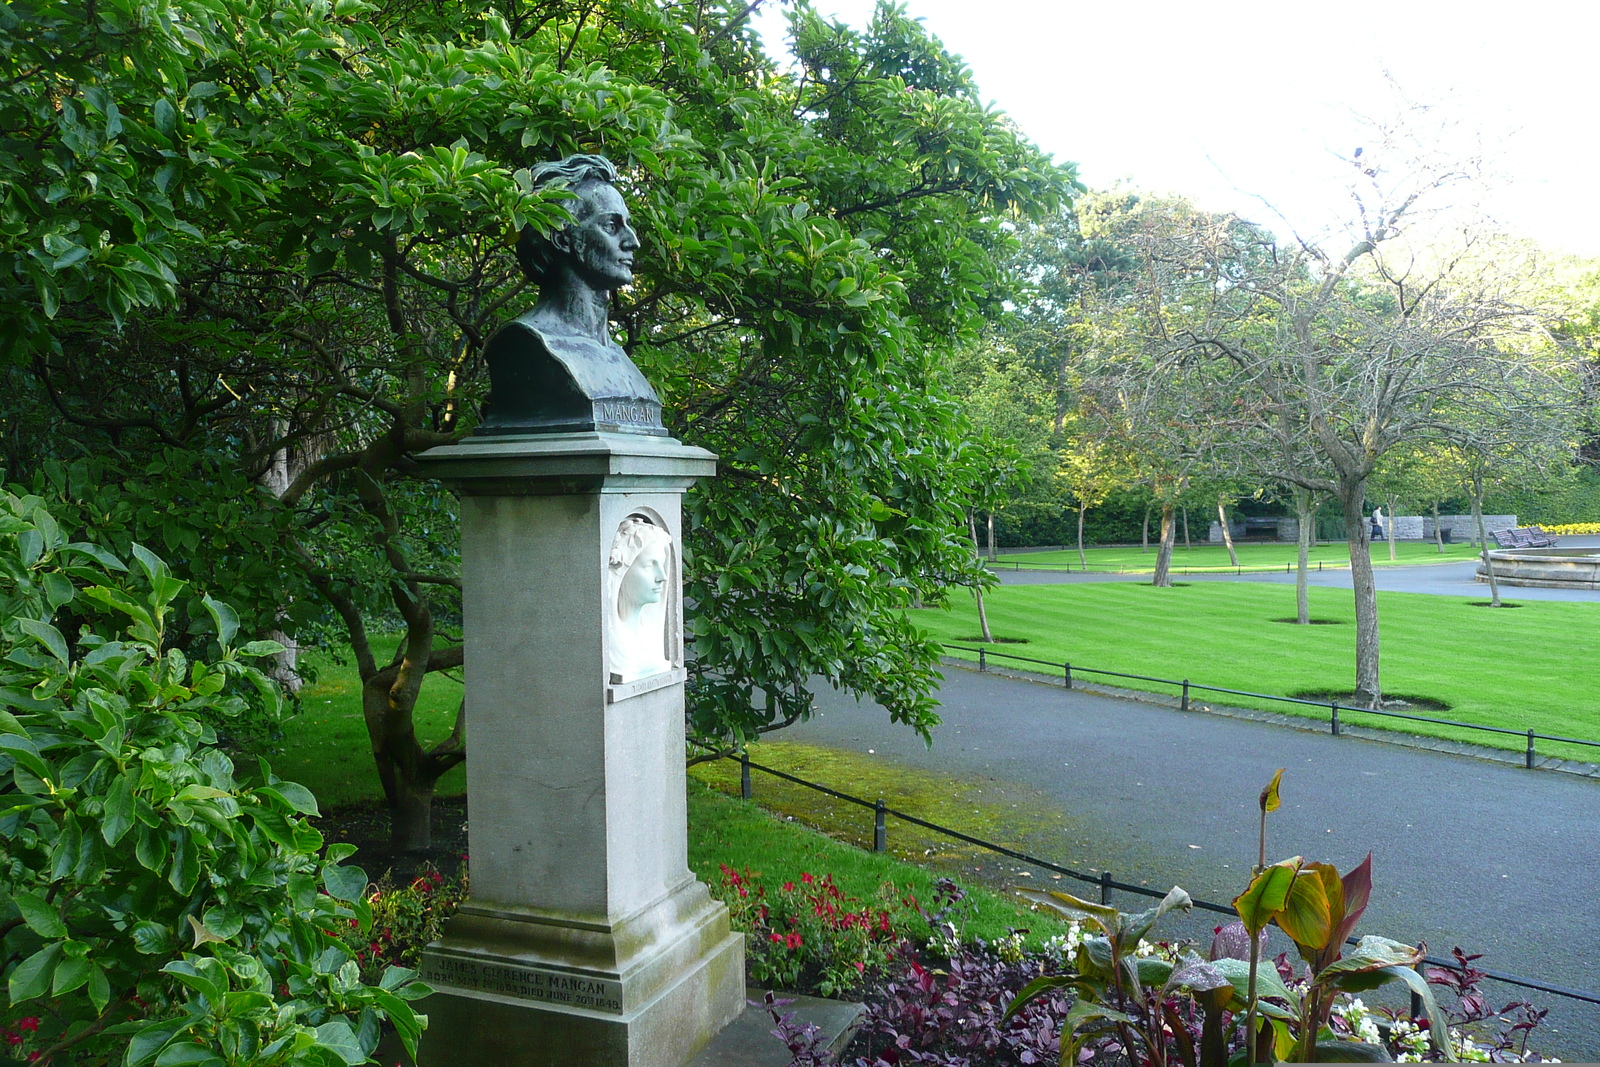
[0,494,428,1065]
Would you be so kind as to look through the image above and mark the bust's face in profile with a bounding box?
[559,181,639,291]
[619,540,668,612]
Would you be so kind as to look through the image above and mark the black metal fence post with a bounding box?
[874,799,887,853]
[1331,703,1340,736]
[1064,663,1072,689]
[978,648,987,672]
[1526,730,1536,769]
[1181,680,1190,712]
[740,752,752,800]
[1099,870,1112,905]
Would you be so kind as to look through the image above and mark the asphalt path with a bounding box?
[994,536,1600,603]
[785,667,1600,1058]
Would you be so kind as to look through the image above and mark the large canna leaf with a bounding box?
[1233,858,1300,935]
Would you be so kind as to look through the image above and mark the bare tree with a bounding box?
[1147,118,1567,704]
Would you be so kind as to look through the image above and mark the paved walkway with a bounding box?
[785,667,1600,1058]
[996,536,1600,602]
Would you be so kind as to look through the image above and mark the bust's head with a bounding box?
[516,154,638,292]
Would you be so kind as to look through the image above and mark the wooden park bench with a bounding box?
[1491,526,1558,549]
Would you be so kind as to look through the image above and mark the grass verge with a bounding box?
[687,777,1074,948]
[917,581,1600,762]
[998,541,1483,573]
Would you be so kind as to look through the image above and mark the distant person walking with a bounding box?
[1370,508,1385,542]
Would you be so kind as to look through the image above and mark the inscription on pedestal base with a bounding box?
[424,955,624,1013]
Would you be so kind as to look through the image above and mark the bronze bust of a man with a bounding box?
[478,154,667,436]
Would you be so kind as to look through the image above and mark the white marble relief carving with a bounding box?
[607,517,674,683]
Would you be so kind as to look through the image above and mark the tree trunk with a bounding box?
[361,654,467,850]
[1294,486,1314,625]
[969,509,994,641]
[1076,504,1088,570]
[1432,501,1444,554]
[1217,498,1239,567]
[1385,492,1399,561]
[1153,504,1176,587]
[1340,486,1381,707]
[1181,506,1191,550]
[986,512,997,562]
[1142,505,1150,553]
[1472,479,1501,607]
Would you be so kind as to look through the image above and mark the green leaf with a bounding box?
[131,921,173,955]
[237,640,287,657]
[52,954,91,995]
[9,942,63,1003]
[1001,973,1079,1022]
[313,1019,368,1065]
[259,782,319,816]
[1233,857,1300,935]
[200,595,238,647]
[87,963,111,1012]
[14,891,66,938]
[17,618,69,664]
[323,860,368,903]
[42,572,75,609]
[155,1045,225,1067]
[103,773,135,844]
[1014,887,1122,934]
[127,1020,189,1067]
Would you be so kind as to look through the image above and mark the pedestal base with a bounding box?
[417,879,744,1067]
[418,935,743,1067]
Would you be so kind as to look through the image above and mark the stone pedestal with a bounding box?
[413,432,742,1067]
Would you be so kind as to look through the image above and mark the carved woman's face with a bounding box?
[619,540,668,611]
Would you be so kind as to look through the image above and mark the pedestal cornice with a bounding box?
[417,432,716,495]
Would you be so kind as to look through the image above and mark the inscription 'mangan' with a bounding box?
[595,398,657,426]
[424,956,625,1013]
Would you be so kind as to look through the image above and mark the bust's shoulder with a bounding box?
[489,313,621,360]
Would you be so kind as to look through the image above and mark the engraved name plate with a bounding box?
[424,955,625,1013]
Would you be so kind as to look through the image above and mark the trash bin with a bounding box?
[1438,528,1452,544]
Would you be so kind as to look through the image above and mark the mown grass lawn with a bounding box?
[999,541,1483,573]
[917,581,1600,760]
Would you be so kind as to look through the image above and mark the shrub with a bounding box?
[714,866,908,998]
[0,492,428,1065]
[341,866,468,984]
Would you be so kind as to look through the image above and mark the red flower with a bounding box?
[6,1035,22,1047]
[768,933,784,944]
[785,933,803,949]
[800,873,814,885]
[855,961,865,972]
[781,881,794,892]
[16,1020,37,1034]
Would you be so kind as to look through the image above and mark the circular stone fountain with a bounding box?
[1478,547,1600,588]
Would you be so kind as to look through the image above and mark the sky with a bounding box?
[752,0,1600,258]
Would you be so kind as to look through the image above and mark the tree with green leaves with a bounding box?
[1,0,1076,846]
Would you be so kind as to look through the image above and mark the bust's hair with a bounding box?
[515,154,622,285]
[609,516,672,576]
